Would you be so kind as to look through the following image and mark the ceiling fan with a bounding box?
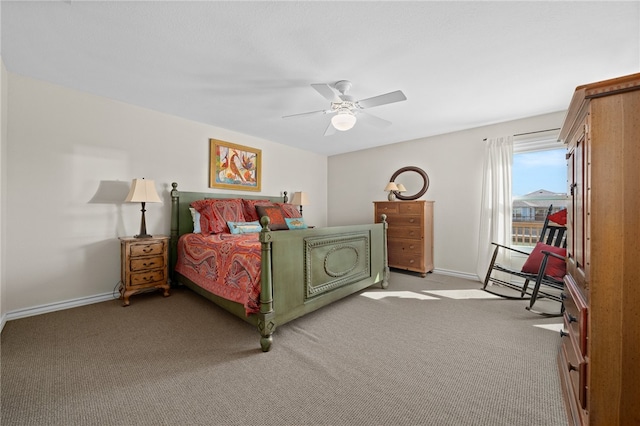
[282,80,407,136]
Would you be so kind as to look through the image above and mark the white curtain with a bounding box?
[476,136,513,281]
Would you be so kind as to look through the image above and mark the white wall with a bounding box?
[1,58,7,326]
[4,73,327,315]
[328,111,566,279]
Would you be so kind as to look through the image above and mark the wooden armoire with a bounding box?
[557,72,640,426]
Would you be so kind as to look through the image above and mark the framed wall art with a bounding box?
[209,139,262,191]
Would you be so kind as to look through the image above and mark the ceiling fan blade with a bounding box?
[357,90,407,109]
[311,83,340,102]
[358,111,392,128]
[323,122,336,136]
[282,110,327,119]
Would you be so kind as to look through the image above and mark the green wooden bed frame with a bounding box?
[169,183,389,352]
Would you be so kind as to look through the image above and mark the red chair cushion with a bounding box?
[521,242,567,280]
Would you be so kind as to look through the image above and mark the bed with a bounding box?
[169,182,389,351]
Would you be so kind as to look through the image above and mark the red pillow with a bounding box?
[191,198,245,235]
[242,199,274,222]
[521,242,567,280]
[276,202,302,219]
[255,205,288,230]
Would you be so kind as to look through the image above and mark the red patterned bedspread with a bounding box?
[175,233,262,315]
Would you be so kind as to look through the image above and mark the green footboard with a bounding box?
[169,183,389,352]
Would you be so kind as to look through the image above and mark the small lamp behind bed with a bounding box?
[291,191,310,216]
[125,178,162,238]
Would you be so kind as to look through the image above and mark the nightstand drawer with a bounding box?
[129,270,166,287]
[130,256,165,272]
[129,242,164,257]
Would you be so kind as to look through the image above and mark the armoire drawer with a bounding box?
[563,274,588,355]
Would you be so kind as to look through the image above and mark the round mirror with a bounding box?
[390,166,429,200]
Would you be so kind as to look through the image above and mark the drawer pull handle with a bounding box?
[409,260,414,264]
[409,219,415,223]
[143,247,153,253]
[568,314,577,323]
[143,262,156,267]
[561,293,567,301]
[560,330,569,338]
[568,363,578,372]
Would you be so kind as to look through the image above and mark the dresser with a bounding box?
[119,235,171,306]
[373,200,434,276]
[557,73,640,426]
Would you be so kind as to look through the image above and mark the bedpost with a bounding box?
[258,216,275,352]
[170,182,179,284]
[381,214,389,289]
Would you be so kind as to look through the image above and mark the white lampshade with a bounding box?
[396,183,407,193]
[291,191,309,206]
[125,178,162,203]
[331,111,357,131]
[384,182,399,192]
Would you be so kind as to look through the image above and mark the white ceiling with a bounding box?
[1,1,639,156]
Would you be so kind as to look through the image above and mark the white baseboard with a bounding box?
[0,268,479,333]
[432,268,481,282]
[2,292,115,330]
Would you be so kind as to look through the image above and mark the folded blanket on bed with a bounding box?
[175,233,262,315]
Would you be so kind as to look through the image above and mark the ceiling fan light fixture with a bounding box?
[331,111,357,131]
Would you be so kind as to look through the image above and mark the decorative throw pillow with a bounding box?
[191,198,245,235]
[242,199,274,222]
[285,217,307,229]
[277,202,302,219]
[548,209,567,226]
[255,205,289,230]
[521,242,567,280]
[189,208,202,234]
[227,221,262,234]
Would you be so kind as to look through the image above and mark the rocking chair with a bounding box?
[482,205,567,315]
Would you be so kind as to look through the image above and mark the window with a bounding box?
[511,135,568,246]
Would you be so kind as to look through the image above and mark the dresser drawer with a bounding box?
[398,202,424,214]
[387,227,424,240]
[129,269,166,287]
[375,203,399,216]
[129,241,164,257]
[130,256,165,272]
[389,251,424,270]
[386,214,423,228]
[388,239,424,254]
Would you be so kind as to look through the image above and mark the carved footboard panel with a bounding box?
[304,232,371,300]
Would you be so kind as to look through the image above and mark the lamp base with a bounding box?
[387,192,397,201]
[134,233,153,239]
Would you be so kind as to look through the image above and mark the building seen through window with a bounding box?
[512,148,567,246]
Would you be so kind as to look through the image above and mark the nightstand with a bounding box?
[119,235,170,306]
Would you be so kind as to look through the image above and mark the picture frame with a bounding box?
[209,139,262,191]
